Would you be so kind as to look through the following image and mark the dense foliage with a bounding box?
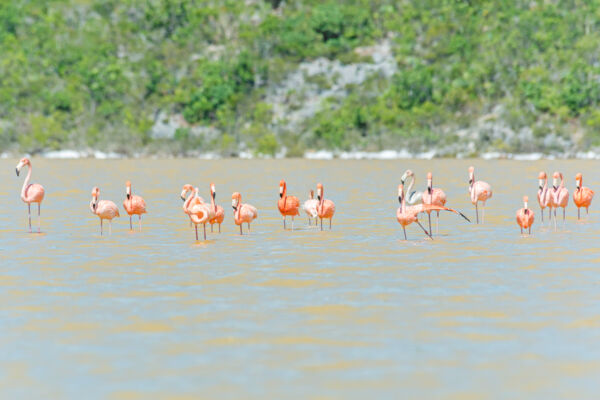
[2,0,600,156]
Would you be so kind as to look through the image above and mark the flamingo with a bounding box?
[278,180,300,230]
[316,183,335,230]
[537,172,550,225]
[232,192,258,234]
[573,173,594,220]
[123,180,147,231]
[184,187,214,240]
[180,184,204,227]
[400,170,423,205]
[209,183,225,233]
[468,166,492,224]
[15,157,45,233]
[396,183,470,240]
[516,195,534,235]
[422,172,447,235]
[550,171,569,229]
[90,187,120,236]
[303,189,319,225]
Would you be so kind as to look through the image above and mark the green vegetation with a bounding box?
[1,0,600,156]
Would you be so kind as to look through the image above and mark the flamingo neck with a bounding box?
[184,189,195,211]
[21,164,32,199]
[235,200,241,222]
[405,176,415,200]
[211,192,216,213]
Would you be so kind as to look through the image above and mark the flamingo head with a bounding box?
[468,166,474,186]
[575,173,582,189]
[552,172,560,190]
[231,192,241,211]
[91,187,99,211]
[400,169,413,184]
[126,180,132,199]
[317,183,323,201]
[279,180,286,198]
[398,184,404,204]
[210,183,216,200]
[538,171,546,189]
[15,157,30,176]
[523,195,529,209]
[181,184,193,201]
[427,172,433,194]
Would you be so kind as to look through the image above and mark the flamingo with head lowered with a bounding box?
[15,157,45,233]
[181,184,203,227]
[184,187,214,240]
[397,183,470,240]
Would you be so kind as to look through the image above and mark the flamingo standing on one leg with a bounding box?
[15,157,45,233]
[573,173,594,220]
[209,183,225,233]
[184,187,214,240]
[303,189,319,225]
[316,183,335,230]
[278,180,300,230]
[468,166,492,224]
[537,172,550,225]
[123,180,147,231]
[421,172,447,235]
[180,184,203,227]
[516,195,534,235]
[90,187,120,236]
[550,171,569,230]
[232,192,258,234]
[400,170,423,205]
[396,183,470,240]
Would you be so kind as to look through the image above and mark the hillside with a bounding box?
[2,0,600,157]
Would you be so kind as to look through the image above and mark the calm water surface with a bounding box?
[1,159,600,398]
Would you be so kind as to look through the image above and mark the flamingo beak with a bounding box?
[428,186,432,194]
[15,168,19,176]
[398,195,402,204]
[181,195,186,202]
[127,194,131,200]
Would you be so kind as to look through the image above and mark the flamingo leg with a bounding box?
[109,220,112,236]
[247,222,250,230]
[330,218,332,230]
[129,215,132,230]
[563,207,566,227]
[291,216,294,231]
[520,226,523,235]
[320,217,323,231]
[219,223,221,233]
[203,224,207,240]
[529,226,531,235]
[283,216,286,230]
[211,224,213,233]
[240,224,243,235]
[482,205,485,224]
[586,207,589,215]
[553,208,557,231]
[541,208,544,224]
[436,211,440,235]
[402,226,407,240]
[195,224,198,241]
[100,219,103,236]
[427,212,432,237]
[475,202,479,224]
[28,203,31,232]
[308,216,311,225]
[416,220,433,240]
[138,215,142,232]
[578,207,580,220]
[37,203,41,233]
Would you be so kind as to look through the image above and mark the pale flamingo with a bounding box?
[468,166,492,224]
[180,184,204,226]
[123,180,147,231]
[316,183,335,230]
[15,157,45,233]
[573,173,593,220]
[397,183,470,240]
[303,189,319,225]
[537,172,551,225]
[184,187,214,240]
[421,172,447,235]
[278,180,300,230]
[209,183,225,233]
[550,171,569,229]
[90,187,120,236]
[516,195,534,235]
[232,192,258,234]
[400,170,423,205]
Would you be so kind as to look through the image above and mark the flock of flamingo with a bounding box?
[13,157,595,241]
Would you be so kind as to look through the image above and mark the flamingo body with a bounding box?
[303,189,319,224]
[516,196,534,234]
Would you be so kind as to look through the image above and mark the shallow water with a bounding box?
[1,159,600,398]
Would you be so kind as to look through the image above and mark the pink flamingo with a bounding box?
[90,187,120,236]
[316,183,335,230]
[537,172,550,225]
[468,166,492,224]
[209,183,225,233]
[516,195,534,235]
[397,183,470,240]
[184,187,214,240]
[180,184,203,227]
[573,173,594,220]
[278,180,300,230]
[550,171,569,229]
[15,157,45,232]
[421,172,447,235]
[232,192,258,234]
[123,180,147,231]
[303,189,319,225]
